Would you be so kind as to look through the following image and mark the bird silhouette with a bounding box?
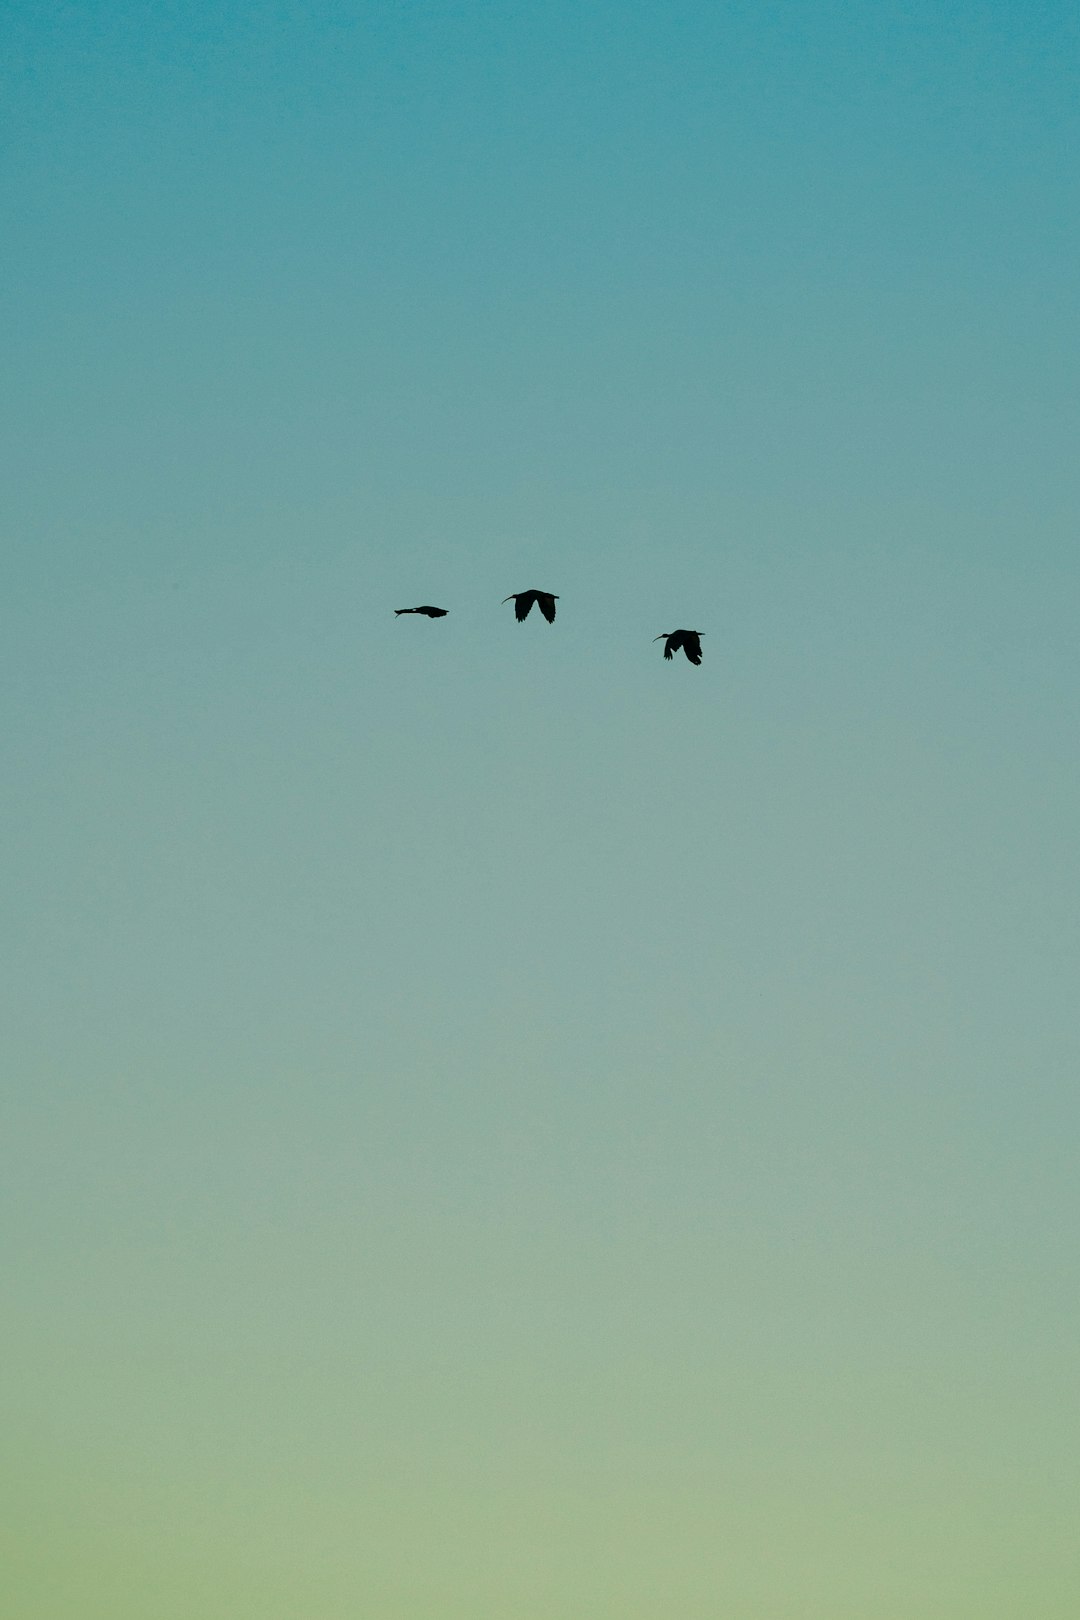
[395,605,448,617]
[655,629,703,664]
[503,589,558,623]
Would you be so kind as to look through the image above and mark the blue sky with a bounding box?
[4,3,1079,1615]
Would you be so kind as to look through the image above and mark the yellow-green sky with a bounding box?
[4,1,1079,1614]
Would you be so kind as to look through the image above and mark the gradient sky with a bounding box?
[4,2,1079,1615]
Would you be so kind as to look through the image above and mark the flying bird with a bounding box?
[654,629,703,664]
[503,589,558,623]
[395,605,448,617]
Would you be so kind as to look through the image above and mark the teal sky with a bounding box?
[4,3,1079,1615]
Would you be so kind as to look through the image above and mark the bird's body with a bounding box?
[395,605,448,617]
[655,629,703,664]
[503,589,558,623]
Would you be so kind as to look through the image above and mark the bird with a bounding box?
[654,629,703,664]
[395,605,448,617]
[503,589,558,623]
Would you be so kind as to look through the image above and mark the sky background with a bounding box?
[3,2,1079,1615]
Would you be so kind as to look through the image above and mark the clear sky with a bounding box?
[4,2,1079,1615]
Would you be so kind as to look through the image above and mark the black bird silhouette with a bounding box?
[503,589,558,623]
[395,605,448,617]
[655,629,703,664]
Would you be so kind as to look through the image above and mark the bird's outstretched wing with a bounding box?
[537,592,557,623]
[514,592,533,621]
[662,634,677,660]
[682,632,702,664]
